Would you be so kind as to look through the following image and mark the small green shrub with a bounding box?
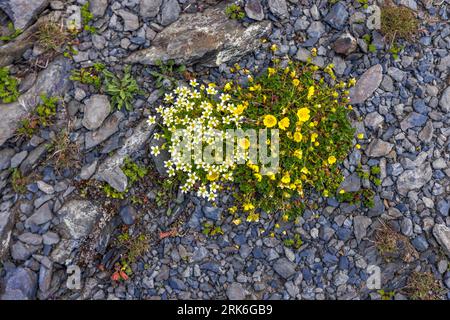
[103,66,140,111]
[150,59,186,91]
[225,4,245,20]
[381,4,419,42]
[122,157,148,185]
[35,94,59,127]
[0,22,22,42]
[0,67,19,103]
[70,63,105,89]
[81,2,96,33]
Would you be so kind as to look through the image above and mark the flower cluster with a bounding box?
[153,80,247,201]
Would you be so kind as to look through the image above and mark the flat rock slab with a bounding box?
[57,200,103,240]
[350,64,383,104]
[396,163,432,196]
[0,210,15,259]
[125,3,271,67]
[0,0,49,30]
[0,267,37,300]
[96,120,156,192]
[0,57,72,146]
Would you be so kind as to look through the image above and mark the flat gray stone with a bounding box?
[82,95,111,130]
[57,200,102,240]
[273,258,296,279]
[439,86,450,113]
[0,210,15,259]
[0,267,37,300]
[90,0,108,18]
[397,163,432,196]
[140,0,162,18]
[245,0,264,21]
[433,224,450,258]
[365,139,394,157]
[0,0,49,30]
[125,4,271,67]
[349,64,383,104]
[85,111,124,149]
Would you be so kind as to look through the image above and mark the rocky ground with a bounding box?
[0,0,449,300]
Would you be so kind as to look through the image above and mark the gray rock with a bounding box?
[125,5,271,67]
[324,2,348,30]
[25,202,53,228]
[400,112,428,131]
[10,241,39,261]
[245,0,264,21]
[36,181,54,195]
[116,9,140,31]
[380,74,394,92]
[120,206,137,225]
[273,258,296,279]
[10,151,28,168]
[19,143,48,175]
[307,21,325,38]
[364,112,384,129]
[38,257,52,294]
[58,200,102,240]
[140,0,162,18]
[0,148,14,170]
[96,119,155,191]
[0,210,15,258]
[398,0,417,10]
[353,216,371,242]
[366,139,394,157]
[401,218,413,236]
[349,64,383,104]
[17,232,42,246]
[397,163,432,195]
[85,111,124,149]
[332,32,357,55]
[0,0,49,30]
[418,121,433,143]
[0,58,72,146]
[268,0,288,18]
[433,224,450,258]
[338,172,361,192]
[42,231,60,245]
[80,160,98,180]
[158,0,180,26]
[387,67,406,82]
[0,267,37,300]
[226,283,246,300]
[411,235,428,252]
[439,86,450,113]
[82,95,111,130]
[90,0,108,18]
[50,239,78,265]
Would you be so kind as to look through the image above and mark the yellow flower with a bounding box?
[224,82,232,91]
[282,214,289,222]
[293,131,303,142]
[232,218,242,226]
[254,173,262,182]
[297,108,310,122]
[294,149,303,159]
[290,70,296,78]
[307,86,315,100]
[311,48,317,57]
[328,156,337,165]
[292,78,300,86]
[310,132,318,142]
[357,133,364,139]
[278,117,290,130]
[301,167,310,175]
[268,67,276,77]
[207,171,219,181]
[356,143,361,149]
[246,212,259,222]
[349,78,357,86]
[281,173,291,184]
[232,104,246,116]
[239,138,250,150]
[270,44,278,52]
[323,190,329,197]
[249,84,261,91]
[229,206,237,214]
[268,173,276,180]
[263,115,277,128]
[339,189,346,194]
[243,203,255,211]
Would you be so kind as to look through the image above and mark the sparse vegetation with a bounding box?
[381,3,419,42]
[70,63,105,89]
[225,4,245,20]
[36,20,71,53]
[375,221,418,263]
[0,22,23,42]
[103,66,140,111]
[112,232,149,281]
[150,59,186,92]
[202,221,224,237]
[81,2,97,34]
[404,271,443,300]
[10,168,28,194]
[0,67,20,104]
[46,130,80,174]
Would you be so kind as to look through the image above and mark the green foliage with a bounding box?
[103,66,140,111]
[283,233,303,249]
[202,222,224,237]
[362,34,377,53]
[37,20,71,53]
[356,0,368,9]
[0,67,19,103]
[81,2,96,33]
[381,4,419,42]
[115,233,149,276]
[70,63,105,89]
[225,4,245,20]
[150,59,186,91]
[388,43,404,60]
[337,188,375,208]
[0,22,23,42]
[11,168,27,194]
[35,94,59,127]
[378,289,395,300]
[122,157,148,184]
[102,184,127,199]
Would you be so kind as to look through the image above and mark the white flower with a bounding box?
[206,87,217,95]
[151,145,160,156]
[164,93,174,103]
[147,115,156,126]
[189,79,199,87]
